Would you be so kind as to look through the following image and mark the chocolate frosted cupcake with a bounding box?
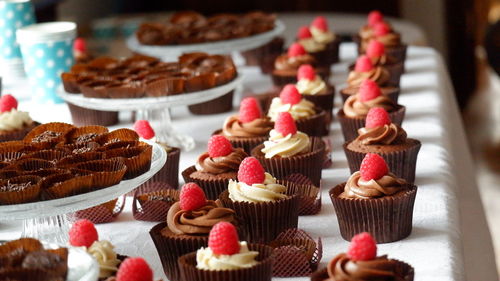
[182,135,247,200]
[271,43,329,88]
[329,154,417,243]
[251,112,325,186]
[344,108,421,183]
[24,123,75,149]
[178,222,273,281]
[311,232,414,281]
[0,95,39,142]
[338,79,405,142]
[364,39,404,86]
[150,183,236,281]
[213,97,273,154]
[219,157,299,243]
[267,84,327,137]
[133,182,180,221]
[296,16,340,68]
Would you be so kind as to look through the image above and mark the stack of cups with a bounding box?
[0,0,36,81]
[17,21,76,104]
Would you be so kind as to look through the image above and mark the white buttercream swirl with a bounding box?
[298,38,326,53]
[0,109,33,131]
[310,26,335,44]
[196,241,259,270]
[87,240,121,278]
[261,129,310,158]
[296,76,327,95]
[267,97,315,121]
[228,172,287,203]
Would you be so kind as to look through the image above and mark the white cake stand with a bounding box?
[126,20,285,61]
[0,142,166,244]
[58,74,243,151]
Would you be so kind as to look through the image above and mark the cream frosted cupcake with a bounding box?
[0,95,38,142]
[268,84,326,137]
[296,16,340,66]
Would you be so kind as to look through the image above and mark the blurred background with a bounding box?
[31,0,500,274]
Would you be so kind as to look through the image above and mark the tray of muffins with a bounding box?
[127,11,285,59]
[0,123,167,219]
[58,53,243,110]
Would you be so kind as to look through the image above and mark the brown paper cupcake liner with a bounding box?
[295,108,328,137]
[184,72,217,92]
[133,182,180,221]
[337,106,406,142]
[150,222,209,281]
[0,141,28,153]
[56,142,101,155]
[322,137,332,169]
[280,174,321,216]
[340,87,400,103]
[219,190,299,244]
[309,38,341,68]
[64,125,109,144]
[0,169,19,179]
[310,259,414,281]
[0,175,42,204]
[213,129,268,155]
[145,75,186,97]
[41,173,93,199]
[0,151,25,163]
[96,129,139,145]
[343,140,422,183]
[386,45,408,64]
[0,122,40,142]
[23,122,75,147]
[67,103,119,127]
[74,159,127,188]
[182,165,233,200]
[61,72,81,93]
[80,80,112,98]
[137,146,180,193]
[178,243,274,281]
[251,137,325,186]
[347,62,404,88]
[329,183,417,243]
[215,66,237,86]
[105,144,152,179]
[8,158,55,173]
[23,168,70,178]
[57,152,105,168]
[21,149,71,164]
[73,196,125,224]
[188,90,234,115]
[302,92,335,136]
[99,140,141,151]
[269,228,322,277]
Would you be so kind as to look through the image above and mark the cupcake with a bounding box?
[0,175,42,204]
[182,135,247,200]
[337,79,405,142]
[329,154,417,243]
[344,108,421,183]
[251,112,325,186]
[295,64,335,135]
[213,97,273,154]
[178,222,273,281]
[219,156,299,243]
[311,232,414,280]
[150,183,237,281]
[240,36,284,74]
[271,43,329,88]
[0,95,38,142]
[296,16,340,67]
[365,39,404,86]
[267,84,327,137]
[132,182,180,222]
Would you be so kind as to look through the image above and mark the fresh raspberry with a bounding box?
[366,39,385,58]
[280,84,302,105]
[354,55,374,72]
[73,37,87,53]
[133,120,155,140]
[297,26,312,39]
[359,79,381,102]
[0,94,18,113]
[237,157,265,185]
[208,222,240,255]
[347,232,377,261]
[239,97,262,123]
[288,43,306,57]
[116,257,153,281]
[311,16,328,31]
[360,153,389,181]
[297,64,315,81]
[374,22,391,36]
[179,183,207,211]
[368,10,384,27]
[275,112,297,136]
[68,219,98,248]
[365,107,391,128]
[207,135,233,158]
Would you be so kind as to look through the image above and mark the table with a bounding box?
[0,43,498,281]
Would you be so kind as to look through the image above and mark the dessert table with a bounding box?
[0,43,498,281]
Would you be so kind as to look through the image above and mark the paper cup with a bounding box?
[0,0,35,61]
[17,21,76,104]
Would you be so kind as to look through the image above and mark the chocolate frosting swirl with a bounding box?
[347,67,390,87]
[356,124,407,145]
[195,148,248,174]
[274,54,316,71]
[373,32,402,49]
[166,200,235,235]
[340,171,407,199]
[343,95,397,118]
[222,115,273,137]
[325,253,403,281]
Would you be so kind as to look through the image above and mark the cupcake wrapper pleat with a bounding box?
[181,165,232,200]
[188,91,234,115]
[310,259,414,281]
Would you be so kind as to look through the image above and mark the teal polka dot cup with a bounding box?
[0,0,35,61]
[17,22,76,104]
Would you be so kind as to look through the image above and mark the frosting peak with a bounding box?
[0,109,33,131]
[196,241,259,270]
[274,54,315,71]
[222,115,273,138]
[340,171,407,199]
[261,129,310,158]
[310,26,335,44]
[347,67,390,87]
[228,172,288,203]
[267,97,315,121]
[343,94,397,118]
[356,124,407,145]
[87,240,121,278]
[326,253,402,281]
[195,148,247,174]
[296,75,327,95]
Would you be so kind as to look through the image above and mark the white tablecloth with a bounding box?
[0,44,498,281]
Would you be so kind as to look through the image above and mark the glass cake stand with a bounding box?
[0,142,166,245]
[58,74,243,151]
[126,20,285,61]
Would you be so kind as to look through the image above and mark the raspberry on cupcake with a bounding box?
[0,94,39,142]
